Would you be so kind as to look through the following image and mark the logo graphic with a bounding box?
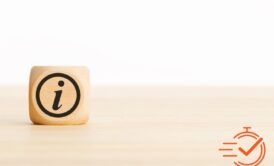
[219,127,266,166]
[36,73,81,118]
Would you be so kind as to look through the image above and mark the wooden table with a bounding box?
[0,86,273,166]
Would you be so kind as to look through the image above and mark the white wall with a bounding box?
[0,0,274,85]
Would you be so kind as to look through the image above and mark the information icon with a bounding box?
[36,73,81,118]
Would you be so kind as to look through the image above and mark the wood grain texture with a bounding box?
[0,86,273,166]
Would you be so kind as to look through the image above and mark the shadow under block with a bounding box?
[29,66,90,125]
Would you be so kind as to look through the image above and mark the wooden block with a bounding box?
[29,66,90,125]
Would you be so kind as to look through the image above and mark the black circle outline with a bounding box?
[36,73,81,118]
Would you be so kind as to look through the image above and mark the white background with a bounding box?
[0,0,274,85]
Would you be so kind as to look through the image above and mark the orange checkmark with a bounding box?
[238,138,263,156]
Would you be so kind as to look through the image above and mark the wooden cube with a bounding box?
[29,66,90,125]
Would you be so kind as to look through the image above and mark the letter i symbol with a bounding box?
[52,80,64,110]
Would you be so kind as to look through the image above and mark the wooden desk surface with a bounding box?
[0,86,273,166]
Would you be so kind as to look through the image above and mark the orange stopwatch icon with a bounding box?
[219,127,266,166]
